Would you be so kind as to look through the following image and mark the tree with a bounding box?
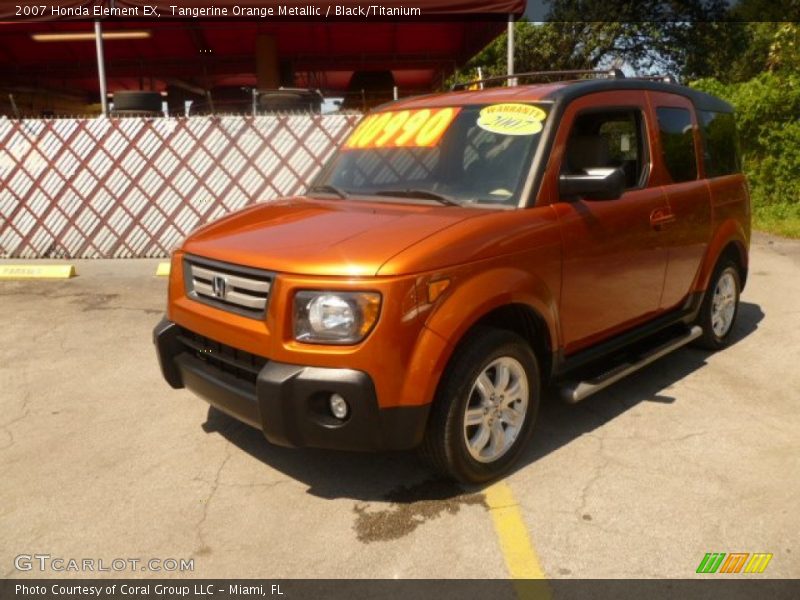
[448,0,799,87]
[448,21,664,87]
[768,23,800,72]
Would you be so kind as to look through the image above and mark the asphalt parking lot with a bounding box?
[1,232,798,580]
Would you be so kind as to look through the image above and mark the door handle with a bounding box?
[650,208,676,229]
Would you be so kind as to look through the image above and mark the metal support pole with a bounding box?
[8,93,20,119]
[507,14,516,86]
[94,21,109,116]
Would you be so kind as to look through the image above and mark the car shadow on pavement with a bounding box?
[514,300,764,475]
[203,408,433,502]
[205,301,763,501]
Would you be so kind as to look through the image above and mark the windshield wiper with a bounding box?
[307,184,349,199]
[371,189,461,206]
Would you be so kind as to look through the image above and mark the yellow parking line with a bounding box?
[485,481,549,588]
[0,264,75,279]
[156,262,171,277]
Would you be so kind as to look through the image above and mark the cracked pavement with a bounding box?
[1,232,798,578]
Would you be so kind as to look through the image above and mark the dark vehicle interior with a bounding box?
[564,110,648,189]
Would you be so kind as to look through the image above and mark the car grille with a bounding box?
[184,255,273,319]
[177,327,268,387]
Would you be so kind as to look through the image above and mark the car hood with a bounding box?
[181,197,480,276]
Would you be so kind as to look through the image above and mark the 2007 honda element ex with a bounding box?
[154,70,750,483]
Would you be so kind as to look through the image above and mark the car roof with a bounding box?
[384,78,733,114]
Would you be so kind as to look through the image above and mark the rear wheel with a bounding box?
[694,259,741,350]
[420,328,540,483]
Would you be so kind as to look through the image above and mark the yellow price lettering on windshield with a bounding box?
[349,112,393,148]
[393,109,431,145]
[345,107,460,149]
[374,110,411,146]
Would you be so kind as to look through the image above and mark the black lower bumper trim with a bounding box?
[152,317,184,389]
[175,354,261,429]
[153,318,429,452]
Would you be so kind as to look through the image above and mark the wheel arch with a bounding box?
[400,266,559,409]
[465,303,553,381]
[695,220,750,293]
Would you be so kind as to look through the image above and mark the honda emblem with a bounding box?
[211,275,228,299]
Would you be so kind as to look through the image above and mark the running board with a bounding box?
[559,325,703,404]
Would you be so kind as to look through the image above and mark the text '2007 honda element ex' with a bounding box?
[154,70,750,483]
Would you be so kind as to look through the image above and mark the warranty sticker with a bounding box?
[477,103,547,136]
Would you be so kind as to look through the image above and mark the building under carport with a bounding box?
[0,1,525,261]
[0,1,525,117]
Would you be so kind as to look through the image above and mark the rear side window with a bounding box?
[699,110,741,177]
[656,107,697,183]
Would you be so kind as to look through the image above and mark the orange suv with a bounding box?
[154,70,750,483]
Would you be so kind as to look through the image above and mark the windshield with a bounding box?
[310,103,549,208]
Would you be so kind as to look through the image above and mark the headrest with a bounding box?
[567,135,612,172]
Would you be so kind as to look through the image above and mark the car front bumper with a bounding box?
[153,317,429,451]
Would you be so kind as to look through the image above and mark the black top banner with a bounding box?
[2,0,798,22]
[1,0,527,21]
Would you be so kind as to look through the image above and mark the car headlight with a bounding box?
[293,291,381,344]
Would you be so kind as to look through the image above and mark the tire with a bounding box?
[693,259,742,350]
[419,327,540,484]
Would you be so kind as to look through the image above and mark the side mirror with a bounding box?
[559,167,626,201]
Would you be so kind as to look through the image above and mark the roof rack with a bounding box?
[450,68,626,91]
[631,74,679,84]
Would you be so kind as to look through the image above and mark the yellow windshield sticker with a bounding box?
[344,107,460,150]
[477,103,547,136]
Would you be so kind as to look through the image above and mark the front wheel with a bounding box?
[420,327,540,483]
[693,260,741,350]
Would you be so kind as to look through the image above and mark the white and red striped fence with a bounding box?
[0,114,360,258]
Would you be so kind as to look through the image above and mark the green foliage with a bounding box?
[456,20,795,87]
[692,72,800,237]
[754,203,800,239]
[678,22,800,83]
[768,23,800,72]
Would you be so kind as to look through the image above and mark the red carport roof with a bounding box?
[0,1,525,97]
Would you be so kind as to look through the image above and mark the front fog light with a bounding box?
[294,290,381,344]
[329,393,349,419]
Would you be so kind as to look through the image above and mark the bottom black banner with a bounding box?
[3,579,800,600]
